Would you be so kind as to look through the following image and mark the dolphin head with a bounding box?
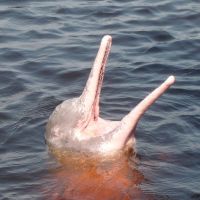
[46,36,113,152]
[45,35,175,155]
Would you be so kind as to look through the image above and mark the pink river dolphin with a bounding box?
[45,35,175,156]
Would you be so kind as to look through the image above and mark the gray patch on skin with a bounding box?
[45,98,81,146]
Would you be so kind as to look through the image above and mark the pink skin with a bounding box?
[46,35,175,155]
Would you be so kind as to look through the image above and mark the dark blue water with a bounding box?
[0,0,200,199]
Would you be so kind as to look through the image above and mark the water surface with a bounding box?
[0,0,200,199]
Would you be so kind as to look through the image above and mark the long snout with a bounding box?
[111,76,176,149]
[80,35,112,120]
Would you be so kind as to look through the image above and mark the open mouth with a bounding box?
[80,35,112,124]
[93,37,112,120]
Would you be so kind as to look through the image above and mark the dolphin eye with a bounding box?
[52,127,61,137]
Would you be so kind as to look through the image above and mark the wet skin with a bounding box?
[45,35,175,156]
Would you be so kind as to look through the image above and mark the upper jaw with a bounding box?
[80,35,112,122]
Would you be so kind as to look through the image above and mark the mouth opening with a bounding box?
[92,38,112,120]
[80,35,112,128]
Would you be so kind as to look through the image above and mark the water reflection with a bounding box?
[45,147,145,200]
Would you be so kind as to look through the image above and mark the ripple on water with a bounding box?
[0,49,25,62]
[0,0,200,199]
